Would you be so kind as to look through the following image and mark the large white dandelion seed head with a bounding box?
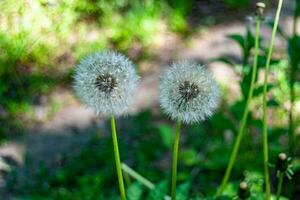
[73,51,140,116]
[159,60,219,124]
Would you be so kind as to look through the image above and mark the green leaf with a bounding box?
[176,182,191,200]
[257,55,280,69]
[267,99,280,107]
[127,182,143,200]
[227,34,245,50]
[211,57,235,67]
[180,149,200,166]
[240,66,253,98]
[148,180,168,200]
[288,35,300,71]
[253,84,275,97]
[295,0,300,17]
[156,124,174,149]
[225,0,250,9]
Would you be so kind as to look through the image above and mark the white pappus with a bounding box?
[74,51,140,116]
[159,60,219,124]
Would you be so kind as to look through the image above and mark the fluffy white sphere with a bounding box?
[159,61,219,124]
[74,51,140,115]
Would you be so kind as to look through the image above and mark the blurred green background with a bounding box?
[0,0,299,199]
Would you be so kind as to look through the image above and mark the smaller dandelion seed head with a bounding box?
[73,51,140,116]
[256,2,266,9]
[256,2,266,20]
[276,152,290,173]
[239,182,248,190]
[159,60,219,124]
[238,181,250,199]
[278,153,287,161]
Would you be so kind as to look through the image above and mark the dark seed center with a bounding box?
[95,74,117,93]
[179,81,200,101]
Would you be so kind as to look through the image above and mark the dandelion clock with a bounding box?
[159,60,219,199]
[74,51,140,200]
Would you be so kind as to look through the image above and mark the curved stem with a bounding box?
[216,18,261,196]
[262,1,284,199]
[171,121,182,200]
[110,115,127,200]
[276,172,284,200]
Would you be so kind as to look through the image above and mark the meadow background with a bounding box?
[0,0,299,199]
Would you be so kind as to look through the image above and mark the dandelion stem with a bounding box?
[262,1,283,199]
[276,172,284,200]
[110,115,126,200]
[171,121,182,200]
[216,17,261,196]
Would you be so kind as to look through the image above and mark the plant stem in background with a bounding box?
[262,1,283,199]
[276,172,284,200]
[289,0,299,157]
[216,16,261,196]
[110,115,127,200]
[171,121,182,200]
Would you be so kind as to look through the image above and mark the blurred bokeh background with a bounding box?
[0,0,299,199]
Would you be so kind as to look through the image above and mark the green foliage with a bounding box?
[227,28,255,65]
[157,124,174,149]
[1,0,300,199]
[4,106,292,199]
[127,183,143,200]
[295,0,300,17]
[0,0,194,138]
[288,35,300,71]
[224,0,250,9]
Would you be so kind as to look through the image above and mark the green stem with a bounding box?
[110,115,127,200]
[121,163,155,190]
[171,121,182,200]
[216,18,261,197]
[276,172,284,200]
[289,0,299,157]
[289,76,296,156]
[262,1,283,199]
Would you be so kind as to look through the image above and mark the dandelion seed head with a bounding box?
[159,60,219,124]
[73,51,139,116]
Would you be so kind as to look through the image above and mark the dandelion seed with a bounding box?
[73,51,139,115]
[159,60,219,124]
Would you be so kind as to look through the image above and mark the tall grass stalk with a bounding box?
[171,121,182,200]
[110,115,127,200]
[262,1,284,199]
[289,0,299,156]
[216,16,262,196]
